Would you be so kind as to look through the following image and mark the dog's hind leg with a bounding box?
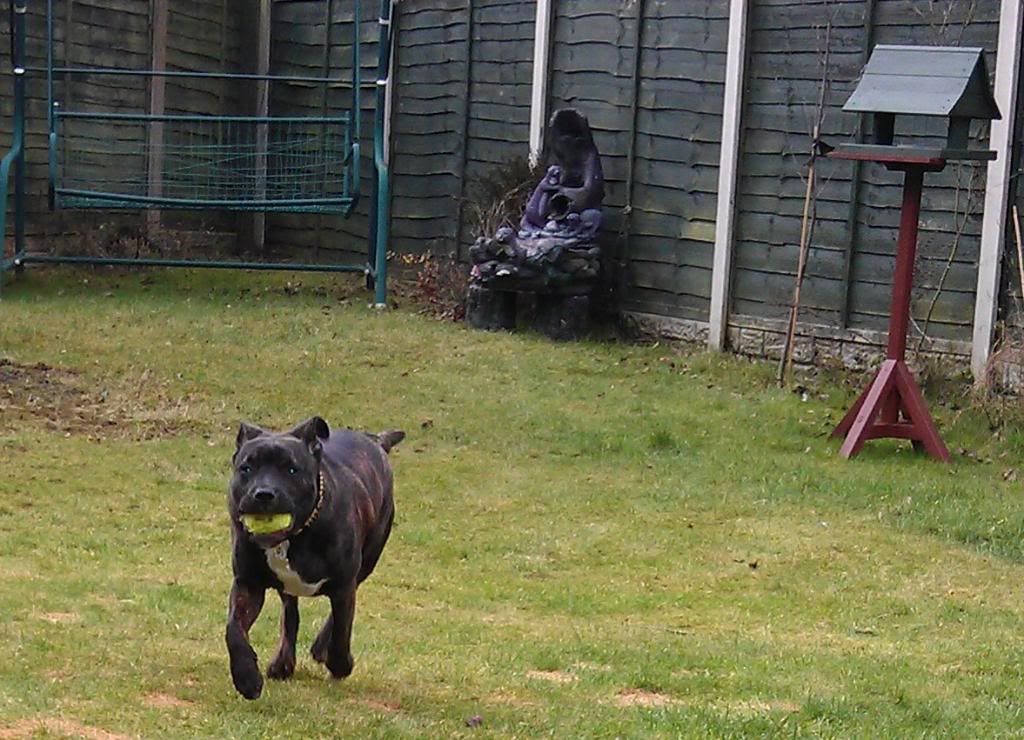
[318,582,357,678]
[267,592,299,680]
[358,502,394,584]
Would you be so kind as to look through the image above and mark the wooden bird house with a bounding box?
[839,45,1001,161]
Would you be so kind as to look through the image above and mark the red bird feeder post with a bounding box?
[829,46,1001,461]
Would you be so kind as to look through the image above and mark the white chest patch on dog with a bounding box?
[263,541,327,597]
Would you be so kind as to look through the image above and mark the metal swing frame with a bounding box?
[0,0,396,305]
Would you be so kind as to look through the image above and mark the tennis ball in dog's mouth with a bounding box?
[241,513,293,535]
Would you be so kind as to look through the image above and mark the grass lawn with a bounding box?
[1,267,1023,738]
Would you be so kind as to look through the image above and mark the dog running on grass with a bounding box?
[225,416,403,699]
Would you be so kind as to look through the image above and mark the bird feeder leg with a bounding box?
[832,164,951,462]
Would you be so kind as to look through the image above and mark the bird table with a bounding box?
[828,148,951,462]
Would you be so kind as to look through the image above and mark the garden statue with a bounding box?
[466,108,605,339]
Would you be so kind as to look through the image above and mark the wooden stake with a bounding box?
[778,155,818,384]
[778,22,831,386]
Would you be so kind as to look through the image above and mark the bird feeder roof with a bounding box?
[843,45,1001,121]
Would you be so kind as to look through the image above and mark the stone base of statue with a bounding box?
[466,222,600,340]
[465,283,516,332]
[465,283,592,341]
[533,292,591,341]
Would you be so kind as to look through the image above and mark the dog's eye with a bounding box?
[287,466,299,476]
[239,464,252,475]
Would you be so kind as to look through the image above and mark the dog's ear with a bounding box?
[233,422,265,463]
[236,422,265,450]
[289,416,330,458]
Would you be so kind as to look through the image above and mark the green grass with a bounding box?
[1,267,1024,738]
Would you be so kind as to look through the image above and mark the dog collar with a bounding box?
[291,470,326,537]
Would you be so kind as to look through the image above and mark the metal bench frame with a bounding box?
[1,0,397,305]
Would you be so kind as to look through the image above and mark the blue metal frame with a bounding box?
[1,0,394,303]
[0,0,27,289]
[372,0,395,306]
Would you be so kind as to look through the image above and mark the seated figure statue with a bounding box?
[466,108,605,339]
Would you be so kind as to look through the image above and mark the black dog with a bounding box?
[225,416,403,700]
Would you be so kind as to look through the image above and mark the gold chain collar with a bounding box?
[291,470,326,537]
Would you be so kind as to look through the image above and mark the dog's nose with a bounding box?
[253,488,276,504]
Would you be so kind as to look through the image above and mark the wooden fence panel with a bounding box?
[546,0,728,322]
[457,0,535,257]
[854,0,1000,343]
[732,0,868,332]
[386,0,469,257]
[0,0,1016,356]
[732,0,1001,345]
[625,0,728,322]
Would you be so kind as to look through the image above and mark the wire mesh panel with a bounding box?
[52,112,356,213]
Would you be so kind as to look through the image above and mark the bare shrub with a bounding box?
[463,155,540,241]
[397,251,469,321]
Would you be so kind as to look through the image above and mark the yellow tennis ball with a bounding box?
[241,513,293,535]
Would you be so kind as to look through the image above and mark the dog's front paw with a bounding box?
[231,662,264,700]
[267,652,296,680]
[326,651,354,679]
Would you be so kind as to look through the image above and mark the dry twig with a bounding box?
[778,22,831,386]
[914,165,981,352]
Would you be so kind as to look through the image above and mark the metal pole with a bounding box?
[347,0,360,215]
[13,0,26,261]
[47,0,54,133]
[366,0,377,270]
[352,0,361,148]
[316,0,334,262]
[372,0,394,306]
[32,66,363,85]
[17,255,369,272]
[1,0,26,295]
[49,102,58,211]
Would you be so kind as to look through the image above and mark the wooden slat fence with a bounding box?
[2,0,1022,360]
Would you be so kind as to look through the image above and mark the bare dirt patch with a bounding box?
[614,689,680,708]
[573,661,612,673]
[36,611,81,625]
[0,360,89,428]
[359,697,402,713]
[611,691,801,715]
[0,359,199,440]
[0,717,132,740]
[526,669,577,684]
[485,691,538,708]
[722,699,801,715]
[142,692,193,710]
